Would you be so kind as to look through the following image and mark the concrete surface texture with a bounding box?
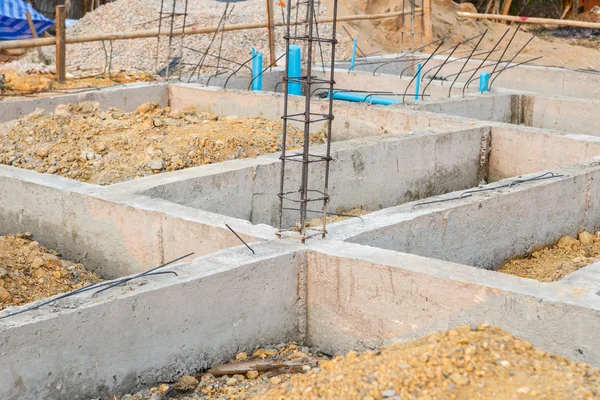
[3,63,600,399]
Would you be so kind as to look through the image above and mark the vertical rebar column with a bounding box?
[277,0,338,242]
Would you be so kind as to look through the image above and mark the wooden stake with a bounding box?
[457,11,600,28]
[265,0,276,66]
[561,4,571,19]
[25,11,44,62]
[55,5,66,83]
[484,0,494,14]
[0,10,421,51]
[500,0,513,23]
[423,0,433,43]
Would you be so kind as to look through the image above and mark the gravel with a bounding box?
[50,0,349,76]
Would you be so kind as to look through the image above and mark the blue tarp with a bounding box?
[0,0,54,40]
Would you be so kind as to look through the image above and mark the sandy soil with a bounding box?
[323,0,600,71]
[303,206,367,230]
[119,324,600,399]
[0,102,313,185]
[498,231,600,282]
[0,69,156,95]
[0,234,102,310]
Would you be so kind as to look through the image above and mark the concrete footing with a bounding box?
[2,59,600,399]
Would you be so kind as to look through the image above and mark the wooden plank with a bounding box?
[265,0,277,66]
[423,0,433,43]
[0,10,422,51]
[25,11,44,62]
[55,5,66,84]
[457,11,600,28]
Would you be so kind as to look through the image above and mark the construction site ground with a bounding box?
[116,325,600,400]
[0,234,102,310]
[0,101,310,185]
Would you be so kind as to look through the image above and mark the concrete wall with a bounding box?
[521,95,600,137]
[137,124,487,228]
[0,244,301,400]
[168,84,461,141]
[0,82,168,123]
[333,163,600,270]
[413,93,513,122]
[489,124,600,181]
[0,165,272,278]
[305,240,600,367]
[338,53,600,100]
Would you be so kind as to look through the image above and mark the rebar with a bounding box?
[401,40,444,101]
[277,0,338,242]
[448,29,487,97]
[463,28,509,95]
[489,35,536,90]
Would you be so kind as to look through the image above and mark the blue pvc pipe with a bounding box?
[287,45,302,96]
[415,63,421,101]
[251,49,263,91]
[479,72,490,93]
[349,38,358,71]
[330,91,401,106]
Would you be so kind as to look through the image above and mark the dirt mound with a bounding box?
[0,102,313,185]
[499,231,600,282]
[0,234,102,310]
[0,68,156,94]
[260,324,600,399]
[120,324,600,399]
[322,0,600,70]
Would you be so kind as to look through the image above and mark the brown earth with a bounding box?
[323,0,600,70]
[0,234,102,310]
[0,102,314,185]
[303,206,367,230]
[0,69,156,95]
[261,324,600,400]
[119,324,600,400]
[498,231,600,282]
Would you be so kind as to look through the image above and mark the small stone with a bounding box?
[157,384,169,394]
[558,236,578,248]
[302,365,311,372]
[516,386,530,394]
[236,352,248,360]
[447,329,459,337]
[269,377,282,385]
[78,101,100,114]
[226,377,237,386]
[147,159,165,171]
[573,256,583,263]
[579,231,594,246]
[31,257,45,269]
[246,370,259,379]
[499,360,511,367]
[0,287,11,302]
[397,363,412,369]
[450,372,469,385]
[153,118,164,127]
[469,324,479,331]
[174,375,198,392]
[382,389,397,397]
